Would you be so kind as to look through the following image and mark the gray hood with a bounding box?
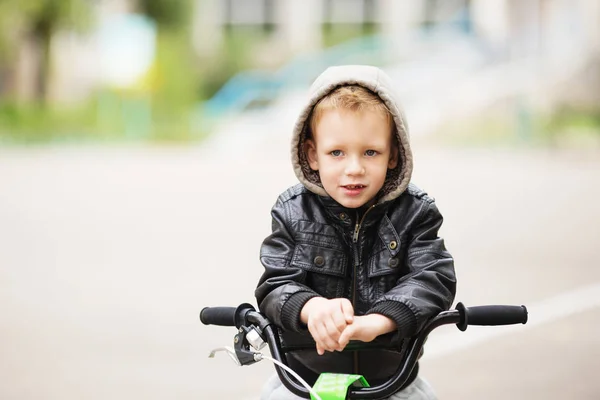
[291,65,413,204]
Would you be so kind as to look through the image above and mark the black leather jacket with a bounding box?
[255,183,456,384]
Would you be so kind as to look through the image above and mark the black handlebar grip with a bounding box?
[199,307,236,326]
[456,303,528,331]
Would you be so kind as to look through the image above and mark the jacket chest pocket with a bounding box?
[291,243,348,299]
[367,239,407,300]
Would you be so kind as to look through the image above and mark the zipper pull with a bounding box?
[353,223,360,243]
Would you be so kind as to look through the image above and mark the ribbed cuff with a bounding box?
[281,291,320,332]
[367,301,417,339]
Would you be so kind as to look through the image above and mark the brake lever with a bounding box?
[208,346,242,366]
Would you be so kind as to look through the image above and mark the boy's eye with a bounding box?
[330,150,342,157]
[365,150,378,157]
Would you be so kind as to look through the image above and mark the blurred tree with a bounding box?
[136,0,190,30]
[0,0,91,104]
[132,0,202,139]
[134,0,198,109]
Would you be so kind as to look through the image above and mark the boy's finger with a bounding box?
[310,321,329,355]
[316,343,324,356]
[330,313,347,335]
[340,299,354,323]
[337,325,353,350]
[313,325,326,355]
[323,333,341,352]
[316,323,338,353]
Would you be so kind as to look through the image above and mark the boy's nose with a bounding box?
[345,157,365,176]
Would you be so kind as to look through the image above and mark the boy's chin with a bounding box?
[331,195,370,209]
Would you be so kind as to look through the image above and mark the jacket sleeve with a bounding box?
[367,199,457,339]
[254,197,320,332]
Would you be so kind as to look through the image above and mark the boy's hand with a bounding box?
[338,314,397,349]
[300,297,354,355]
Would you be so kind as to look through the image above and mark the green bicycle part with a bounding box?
[311,373,370,400]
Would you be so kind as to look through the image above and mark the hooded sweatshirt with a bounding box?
[291,64,413,204]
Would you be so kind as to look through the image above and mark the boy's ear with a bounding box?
[305,139,319,171]
[388,145,398,169]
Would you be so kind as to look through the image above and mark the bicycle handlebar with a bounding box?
[200,306,236,326]
[456,303,528,330]
[200,302,528,399]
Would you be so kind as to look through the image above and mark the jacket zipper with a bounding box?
[352,206,374,243]
[351,205,374,374]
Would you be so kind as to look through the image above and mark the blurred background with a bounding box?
[1,0,599,399]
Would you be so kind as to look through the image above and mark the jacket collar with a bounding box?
[317,195,392,230]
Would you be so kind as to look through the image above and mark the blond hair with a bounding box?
[309,85,394,137]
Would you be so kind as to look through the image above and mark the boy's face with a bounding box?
[306,108,397,209]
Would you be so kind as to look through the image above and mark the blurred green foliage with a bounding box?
[541,107,600,147]
[199,26,269,100]
[137,0,190,30]
[322,23,377,48]
[2,2,596,148]
[0,101,96,144]
[0,0,394,145]
[0,0,209,144]
[0,93,206,145]
[0,0,90,58]
[0,11,275,143]
[434,104,600,149]
[0,0,92,102]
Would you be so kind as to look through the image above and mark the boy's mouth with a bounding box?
[341,184,366,197]
[342,184,365,189]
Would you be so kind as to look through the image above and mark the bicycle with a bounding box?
[200,302,528,400]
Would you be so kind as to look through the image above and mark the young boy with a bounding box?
[255,65,456,400]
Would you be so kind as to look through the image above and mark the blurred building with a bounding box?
[194,0,461,59]
[193,0,600,57]
[41,0,600,105]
